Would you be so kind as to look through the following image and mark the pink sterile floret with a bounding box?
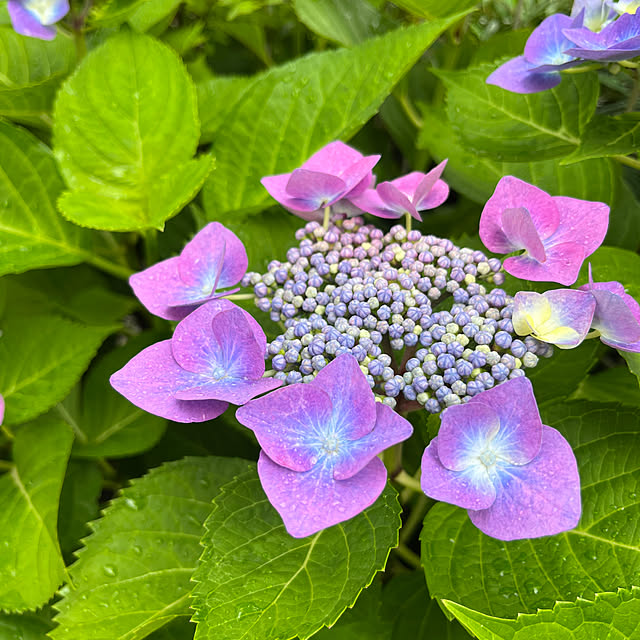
[130,222,248,321]
[260,141,380,221]
[110,299,281,423]
[421,377,581,541]
[236,354,413,538]
[479,176,609,285]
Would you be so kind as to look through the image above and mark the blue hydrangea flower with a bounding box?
[8,0,69,40]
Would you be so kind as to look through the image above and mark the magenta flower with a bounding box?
[8,0,68,40]
[512,289,596,349]
[235,354,413,538]
[479,176,609,285]
[579,266,640,352]
[110,300,281,423]
[564,11,640,61]
[129,222,248,321]
[487,14,581,94]
[421,377,581,541]
[260,141,380,221]
[0,395,4,426]
[349,161,449,222]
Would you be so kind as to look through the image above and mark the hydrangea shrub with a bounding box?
[1,1,640,639]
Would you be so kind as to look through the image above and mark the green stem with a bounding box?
[619,60,640,69]
[397,90,423,129]
[563,63,602,74]
[615,154,640,170]
[144,229,159,267]
[84,254,134,280]
[323,206,331,230]
[0,459,14,472]
[400,494,432,544]
[225,293,256,301]
[405,211,412,235]
[394,543,422,570]
[74,29,87,61]
[1,425,14,441]
[627,68,640,112]
[394,469,422,493]
[98,458,117,479]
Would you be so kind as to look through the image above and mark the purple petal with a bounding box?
[377,182,420,221]
[349,189,403,219]
[436,402,501,472]
[286,169,347,209]
[468,426,581,540]
[414,161,449,210]
[309,354,377,440]
[261,173,322,213]
[571,0,615,31]
[172,300,266,377]
[590,289,640,352]
[344,170,375,200]
[8,1,56,39]
[174,376,282,404]
[503,241,586,285]
[501,207,546,263]
[486,56,563,94]
[236,384,334,472]
[524,14,577,67]
[467,377,543,466]
[421,440,497,510]
[341,155,381,195]
[302,141,363,174]
[23,0,69,24]
[109,340,228,423]
[332,403,413,480]
[258,452,388,538]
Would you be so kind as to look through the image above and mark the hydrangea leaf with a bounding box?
[50,456,250,640]
[433,65,599,162]
[0,120,102,277]
[0,26,75,126]
[572,367,640,406]
[54,30,213,231]
[442,588,640,639]
[0,610,54,639]
[146,617,196,640]
[621,351,640,388]
[381,572,469,640]
[191,469,401,640]
[60,334,167,459]
[421,402,640,619]
[87,0,148,28]
[386,0,480,19]
[127,0,182,32]
[578,246,640,301]
[0,416,73,611]
[200,12,473,220]
[0,311,114,426]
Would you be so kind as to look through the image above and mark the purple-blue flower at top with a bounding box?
[563,10,640,60]
[572,0,616,31]
[110,299,282,423]
[479,176,609,285]
[579,266,640,351]
[8,0,69,40]
[236,354,413,538]
[608,1,640,16]
[421,377,581,540]
[129,222,248,321]
[261,142,380,221]
[487,13,582,94]
[349,161,449,222]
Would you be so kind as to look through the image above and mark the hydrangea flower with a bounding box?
[260,141,380,221]
[608,0,640,15]
[110,299,281,423]
[512,289,596,348]
[479,176,609,285]
[236,354,413,538]
[421,377,581,540]
[579,266,640,351]
[8,0,69,40]
[129,222,248,321]
[572,0,616,31]
[487,14,581,94]
[563,11,640,60]
[0,395,4,426]
[349,161,449,222]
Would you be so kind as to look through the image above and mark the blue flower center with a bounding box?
[479,449,497,467]
[321,434,342,457]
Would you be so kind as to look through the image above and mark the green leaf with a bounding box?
[421,401,640,619]
[0,416,73,611]
[621,351,640,387]
[0,27,75,126]
[62,333,167,458]
[146,617,195,640]
[88,0,149,27]
[191,469,402,640]
[577,245,640,300]
[572,367,640,407]
[434,65,599,161]
[0,610,54,639]
[442,588,640,639]
[0,120,99,277]
[128,0,182,32]
[292,0,386,47]
[54,30,213,231]
[0,311,114,426]
[381,572,469,639]
[388,0,479,19]
[563,113,640,164]
[51,456,250,640]
[201,13,472,219]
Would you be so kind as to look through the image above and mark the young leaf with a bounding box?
[0,27,75,126]
[0,416,73,611]
[51,456,250,640]
[0,311,114,426]
[421,402,640,619]
[191,469,402,640]
[442,588,640,639]
[201,12,472,219]
[54,30,213,231]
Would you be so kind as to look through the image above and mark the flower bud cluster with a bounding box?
[242,217,552,412]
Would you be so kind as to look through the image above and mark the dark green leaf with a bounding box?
[577,245,640,300]
[572,367,640,406]
[51,456,250,640]
[191,469,402,640]
[621,351,640,387]
[0,610,54,639]
[0,417,73,611]
[389,0,479,19]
